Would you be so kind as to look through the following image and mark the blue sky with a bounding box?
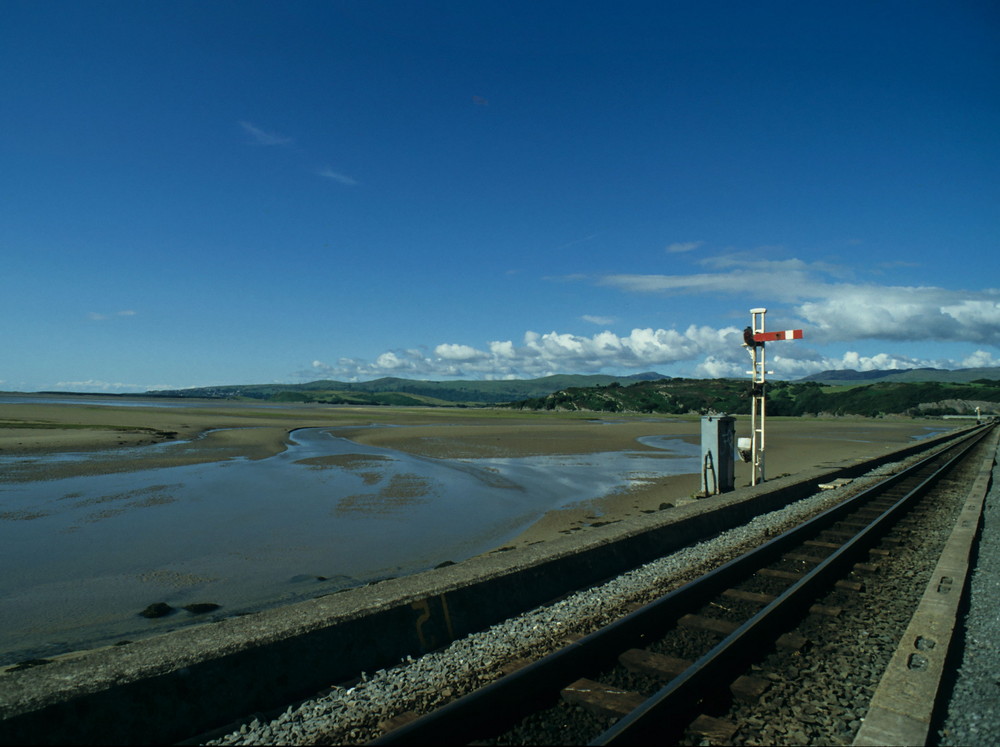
[2,1,998,392]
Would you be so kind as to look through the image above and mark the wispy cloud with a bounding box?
[600,256,819,302]
[582,315,615,326]
[87,310,136,321]
[554,233,601,251]
[545,273,589,283]
[665,241,703,253]
[238,122,358,185]
[239,120,293,146]
[318,168,358,186]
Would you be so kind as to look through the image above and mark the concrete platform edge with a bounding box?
[853,428,999,747]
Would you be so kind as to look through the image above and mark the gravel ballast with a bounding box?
[206,443,984,747]
[935,442,1000,746]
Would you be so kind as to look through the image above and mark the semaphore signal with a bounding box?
[752,329,803,342]
[740,308,803,485]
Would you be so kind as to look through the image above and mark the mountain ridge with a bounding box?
[146,372,671,405]
[798,367,1000,385]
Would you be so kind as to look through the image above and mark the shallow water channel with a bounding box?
[0,427,700,664]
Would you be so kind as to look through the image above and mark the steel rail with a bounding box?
[593,424,992,745]
[371,425,991,746]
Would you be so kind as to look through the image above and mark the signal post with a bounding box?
[741,308,803,485]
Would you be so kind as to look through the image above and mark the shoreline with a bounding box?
[0,400,949,544]
[0,401,955,664]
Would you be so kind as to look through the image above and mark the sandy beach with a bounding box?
[0,397,958,664]
[0,397,950,544]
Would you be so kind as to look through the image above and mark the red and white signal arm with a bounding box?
[753,329,803,342]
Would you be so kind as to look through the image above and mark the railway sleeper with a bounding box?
[776,632,809,651]
[689,714,740,743]
[820,529,855,540]
[721,588,842,617]
[836,579,864,592]
[678,613,738,636]
[757,568,804,581]
[560,678,646,718]
[803,540,840,549]
[619,649,771,704]
[756,564,875,583]
[783,552,828,564]
[852,562,880,574]
[837,521,873,531]
[677,613,829,649]
[853,509,887,518]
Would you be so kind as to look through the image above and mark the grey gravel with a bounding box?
[205,445,980,746]
[714,439,979,746]
[936,442,1000,746]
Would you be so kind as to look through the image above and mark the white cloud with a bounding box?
[306,322,1000,384]
[303,252,1000,384]
[489,340,517,358]
[798,286,1000,344]
[598,254,1000,346]
[375,351,408,370]
[309,326,749,381]
[694,356,744,378]
[87,310,136,321]
[318,168,358,186]
[665,241,703,253]
[961,350,1000,368]
[582,315,615,325]
[435,343,489,360]
[239,120,292,146]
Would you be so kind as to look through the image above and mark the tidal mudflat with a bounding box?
[0,397,946,665]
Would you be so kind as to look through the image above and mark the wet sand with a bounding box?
[0,399,953,662]
[346,416,946,547]
[0,398,949,545]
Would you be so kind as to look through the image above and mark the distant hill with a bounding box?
[504,378,751,414]
[503,377,1000,417]
[146,372,671,406]
[798,367,1000,386]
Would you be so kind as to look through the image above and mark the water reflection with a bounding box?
[0,427,699,663]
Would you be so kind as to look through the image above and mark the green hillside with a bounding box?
[145,370,1000,416]
[147,372,669,406]
[503,378,1000,417]
[799,366,1000,386]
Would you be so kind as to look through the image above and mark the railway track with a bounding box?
[371,423,995,746]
